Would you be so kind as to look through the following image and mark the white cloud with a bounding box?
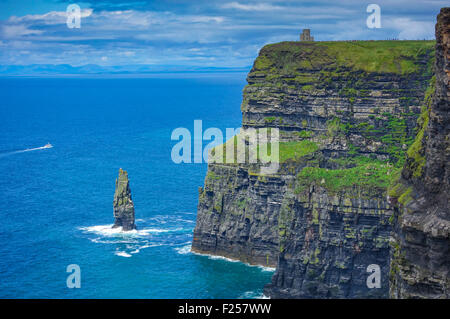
[221,2,283,11]
[8,9,93,24]
[119,51,135,57]
[1,24,43,38]
[386,17,434,40]
[190,16,225,23]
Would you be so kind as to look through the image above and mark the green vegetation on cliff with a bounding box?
[210,134,319,164]
[243,40,434,168]
[252,40,435,77]
[278,140,319,162]
[405,77,434,178]
[387,76,435,207]
[213,40,434,199]
[295,157,398,197]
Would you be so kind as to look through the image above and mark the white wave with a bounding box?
[79,225,183,237]
[138,227,182,235]
[79,220,194,257]
[190,250,276,272]
[140,243,167,249]
[175,219,195,224]
[190,250,241,263]
[115,251,132,258]
[256,266,276,272]
[238,291,271,299]
[127,243,164,254]
[208,255,240,263]
[174,244,192,255]
[89,238,139,244]
[79,224,136,236]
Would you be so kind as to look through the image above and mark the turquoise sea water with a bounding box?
[0,74,274,298]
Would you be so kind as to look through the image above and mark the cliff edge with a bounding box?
[192,38,435,298]
[389,8,449,299]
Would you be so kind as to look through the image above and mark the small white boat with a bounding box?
[43,143,53,149]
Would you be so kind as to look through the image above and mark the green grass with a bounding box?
[210,137,318,164]
[317,41,435,74]
[294,130,313,138]
[253,40,435,76]
[295,157,399,197]
[206,171,221,180]
[264,116,276,124]
[301,85,314,92]
[278,140,319,162]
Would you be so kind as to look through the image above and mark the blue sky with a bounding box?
[0,0,447,68]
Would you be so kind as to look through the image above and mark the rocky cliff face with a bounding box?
[389,8,449,299]
[113,168,136,231]
[192,40,435,298]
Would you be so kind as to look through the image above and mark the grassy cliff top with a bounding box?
[253,40,435,75]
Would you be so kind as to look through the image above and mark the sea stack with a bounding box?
[113,168,136,231]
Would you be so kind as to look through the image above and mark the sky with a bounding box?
[0,0,447,68]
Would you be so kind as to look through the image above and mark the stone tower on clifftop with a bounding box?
[300,29,314,41]
[112,168,136,231]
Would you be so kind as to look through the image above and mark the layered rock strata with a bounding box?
[389,8,449,299]
[192,40,435,298]
[113,168,136,231]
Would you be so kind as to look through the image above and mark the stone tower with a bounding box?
[300,29,314,41]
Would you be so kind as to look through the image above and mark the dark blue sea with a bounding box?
[0,74,274,298]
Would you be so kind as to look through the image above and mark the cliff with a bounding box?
[192,39,435,298]
[113,168,136,231]
[389,8,449,298]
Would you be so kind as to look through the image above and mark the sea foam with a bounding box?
[78,224,180,237]
[115,251,132,258]
[239,291,270,299]
[174,244,192,255]
[180,245,276,272]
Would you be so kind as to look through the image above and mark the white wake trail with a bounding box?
[0,143,53,157]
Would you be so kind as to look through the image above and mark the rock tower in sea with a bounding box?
[113,168,136,231]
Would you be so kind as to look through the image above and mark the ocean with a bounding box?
[0,74,274,298]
